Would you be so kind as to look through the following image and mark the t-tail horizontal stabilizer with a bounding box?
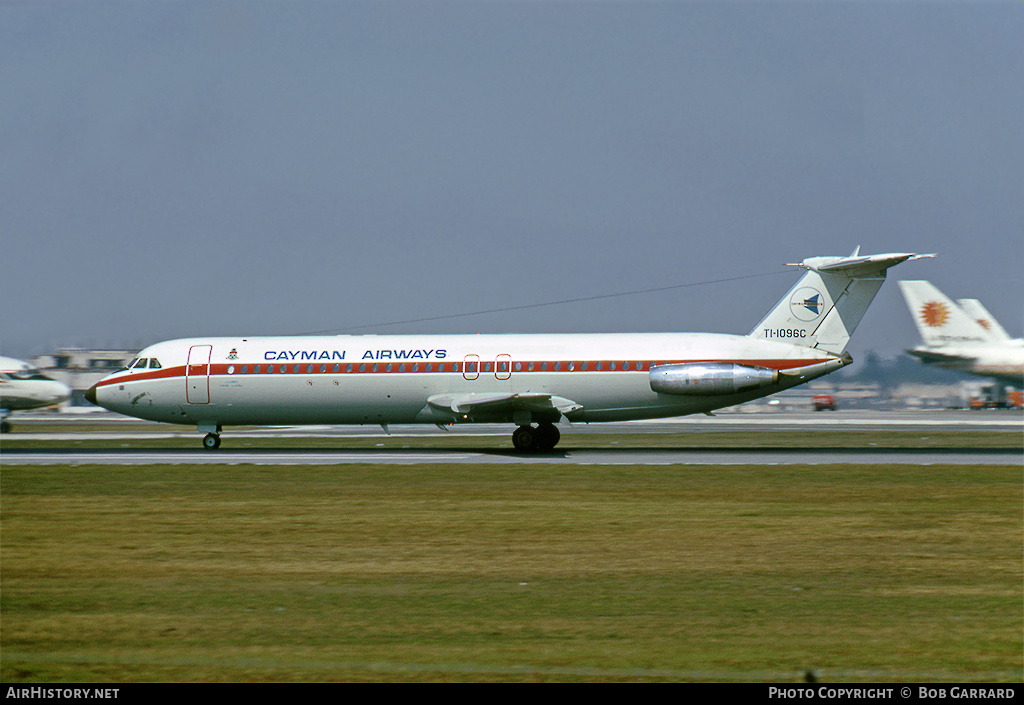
[750,249,935,356]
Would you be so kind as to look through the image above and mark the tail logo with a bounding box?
[920,301,950,328]
[789,287,824,322]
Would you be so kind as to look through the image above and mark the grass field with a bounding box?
[2,457,1020,682]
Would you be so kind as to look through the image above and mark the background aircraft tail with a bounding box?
[749,249,934,356]
[897,280,992,347]
[956,298,1011,342]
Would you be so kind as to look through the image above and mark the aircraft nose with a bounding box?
[55,382,72,404]
[85,384,98,405]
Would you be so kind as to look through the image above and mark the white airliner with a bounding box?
[898,280,1024,386]
[0,356,73,432]
[87,250,930,450]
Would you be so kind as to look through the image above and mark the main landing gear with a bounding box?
[512,422,560,452]
[198,426,561,452]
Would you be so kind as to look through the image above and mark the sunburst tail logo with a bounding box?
[920,301,950,328]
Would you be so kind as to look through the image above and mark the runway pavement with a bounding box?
[7,407,1023,435]
[3,409,1020,466]
[4,446,1019,466]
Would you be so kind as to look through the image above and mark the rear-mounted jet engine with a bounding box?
[649,363,778,396]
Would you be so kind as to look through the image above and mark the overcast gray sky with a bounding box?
[2,1,1021,365]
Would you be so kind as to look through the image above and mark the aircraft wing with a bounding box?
[906,349,975,364]
[427,392,584,421]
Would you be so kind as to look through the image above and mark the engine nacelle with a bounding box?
[649,363,778,396]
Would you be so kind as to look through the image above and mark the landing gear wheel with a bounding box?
[1,420,10,433]
[512,423,560,452]
[536,422,560,451]
[203,433,221,450]
[512,425,535,451]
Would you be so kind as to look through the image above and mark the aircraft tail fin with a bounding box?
[897,280,992,347]
[955,298,1011,342]
[749,250,935,356]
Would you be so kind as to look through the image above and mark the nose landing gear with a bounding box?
[512,422,560,452]
[203,433,221,450]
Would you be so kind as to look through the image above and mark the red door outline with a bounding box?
[186,345,212,404]
[495,353,512,380]
[463,354,480,381]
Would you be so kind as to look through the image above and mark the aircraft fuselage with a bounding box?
[89,332,837,428]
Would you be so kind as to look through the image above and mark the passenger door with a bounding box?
[186,345,212,404]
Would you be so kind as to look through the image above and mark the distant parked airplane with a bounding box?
[87,249,931,450]
[898,280,1023,386]
[0,356,72,432]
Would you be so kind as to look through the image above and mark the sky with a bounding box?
[2,1,1021,366]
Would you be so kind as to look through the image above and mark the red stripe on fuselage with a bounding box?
[93,358,828,389]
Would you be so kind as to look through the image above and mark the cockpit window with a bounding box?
[149,359,162,369]
[133,358,149,369]
[125,358,139,370]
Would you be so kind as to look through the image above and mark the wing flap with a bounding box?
[426,392,583,419]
